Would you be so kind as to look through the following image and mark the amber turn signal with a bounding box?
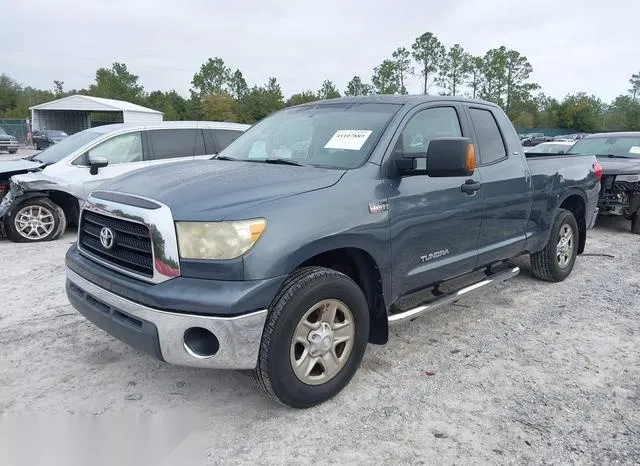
[466,144,476,171]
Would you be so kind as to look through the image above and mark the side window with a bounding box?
[148,129,199,160]
[210,129,243,152]
[86,132,143,165]
[395,106,462,170]
[469,108,507,164]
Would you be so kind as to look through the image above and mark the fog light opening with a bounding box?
[183,327,219,359]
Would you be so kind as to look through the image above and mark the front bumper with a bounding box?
[66,267,268,370]
[0,141,18,151]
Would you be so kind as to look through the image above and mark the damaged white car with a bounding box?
[0,121,249,242]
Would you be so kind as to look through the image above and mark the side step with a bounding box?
[388,266,520,325]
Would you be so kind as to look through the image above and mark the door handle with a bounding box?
[461,179,481,194]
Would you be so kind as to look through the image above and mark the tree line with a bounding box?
[1,30,640,133]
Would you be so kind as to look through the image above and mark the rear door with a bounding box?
[384,103,484,298]
[467,105,531,266]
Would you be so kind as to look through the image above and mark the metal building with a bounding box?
[29,95,164,134]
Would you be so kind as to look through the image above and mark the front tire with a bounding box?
[530,209,579,282]
[253,266,370,408]
[3,197,67,243]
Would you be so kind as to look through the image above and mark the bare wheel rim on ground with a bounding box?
[290,298,355,385]
[14,205,55,240]
[557,224,574,269]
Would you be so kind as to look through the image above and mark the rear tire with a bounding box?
[3,197,67,243]
[253,266,370,408]
[530,209,579,282]
[9,149,17,154]
[631,213,640,235]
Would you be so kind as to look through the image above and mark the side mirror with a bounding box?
[88,156,109,175]
[425,137,476,177]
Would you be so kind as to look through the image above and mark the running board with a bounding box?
[387,266,520,325]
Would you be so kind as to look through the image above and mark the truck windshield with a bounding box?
[217,102,402,169]
[33,130,103,165]
[567,135,640,158]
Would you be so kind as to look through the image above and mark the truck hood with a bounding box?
[0,159,45,177]
[95,159,346,220]
[597,156,640,175]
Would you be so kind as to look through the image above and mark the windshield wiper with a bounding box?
[264,158,307,167]
[213,155,237,161]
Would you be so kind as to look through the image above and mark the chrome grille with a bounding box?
[79,211,153,277]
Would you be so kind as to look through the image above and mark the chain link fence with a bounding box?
[0,119,30,144]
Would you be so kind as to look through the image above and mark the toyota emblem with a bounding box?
[99,227,115,249]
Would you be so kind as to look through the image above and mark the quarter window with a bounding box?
[209,129,244,152]
[469,108,507,164]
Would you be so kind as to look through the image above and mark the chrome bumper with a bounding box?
[66,268,268,370]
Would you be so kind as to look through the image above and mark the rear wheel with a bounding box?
[8,149,17,154]
[253,266,369,408]
[631,213,640,235]
[530,209,579,282]
[3,197,66,243]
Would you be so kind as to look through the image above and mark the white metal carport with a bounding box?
[29,95,164,134]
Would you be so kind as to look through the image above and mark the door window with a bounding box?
[469,108,507,164]
[148,129,204,160]
[395,106,462,170]
[86,132,143,165]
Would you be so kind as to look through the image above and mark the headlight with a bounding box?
[175,218,266,260]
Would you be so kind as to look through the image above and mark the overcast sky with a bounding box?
[4,0,639,102]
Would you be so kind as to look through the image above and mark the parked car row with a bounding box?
[0,121,249,242]
[61,95,603,408]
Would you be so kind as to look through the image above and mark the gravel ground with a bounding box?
[0,216,638,465]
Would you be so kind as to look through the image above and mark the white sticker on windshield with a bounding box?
[324,130,373,151]
[629,146,640,154]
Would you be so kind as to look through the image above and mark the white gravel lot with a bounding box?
[0,211,638,464]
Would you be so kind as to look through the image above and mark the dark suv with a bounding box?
[33,130,69,150]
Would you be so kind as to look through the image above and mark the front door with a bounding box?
[68,131,149,199]
[383,104,484,301]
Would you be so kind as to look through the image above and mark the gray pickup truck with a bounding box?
[65,96,601,408]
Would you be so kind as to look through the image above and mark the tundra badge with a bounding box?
[420,249,450,263]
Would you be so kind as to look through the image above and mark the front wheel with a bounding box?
[3,197,67,243]
[253,266,370,408]
[530,209,579,282]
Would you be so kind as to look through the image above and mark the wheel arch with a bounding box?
[558,191,587,254]
[292,245,389,345]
